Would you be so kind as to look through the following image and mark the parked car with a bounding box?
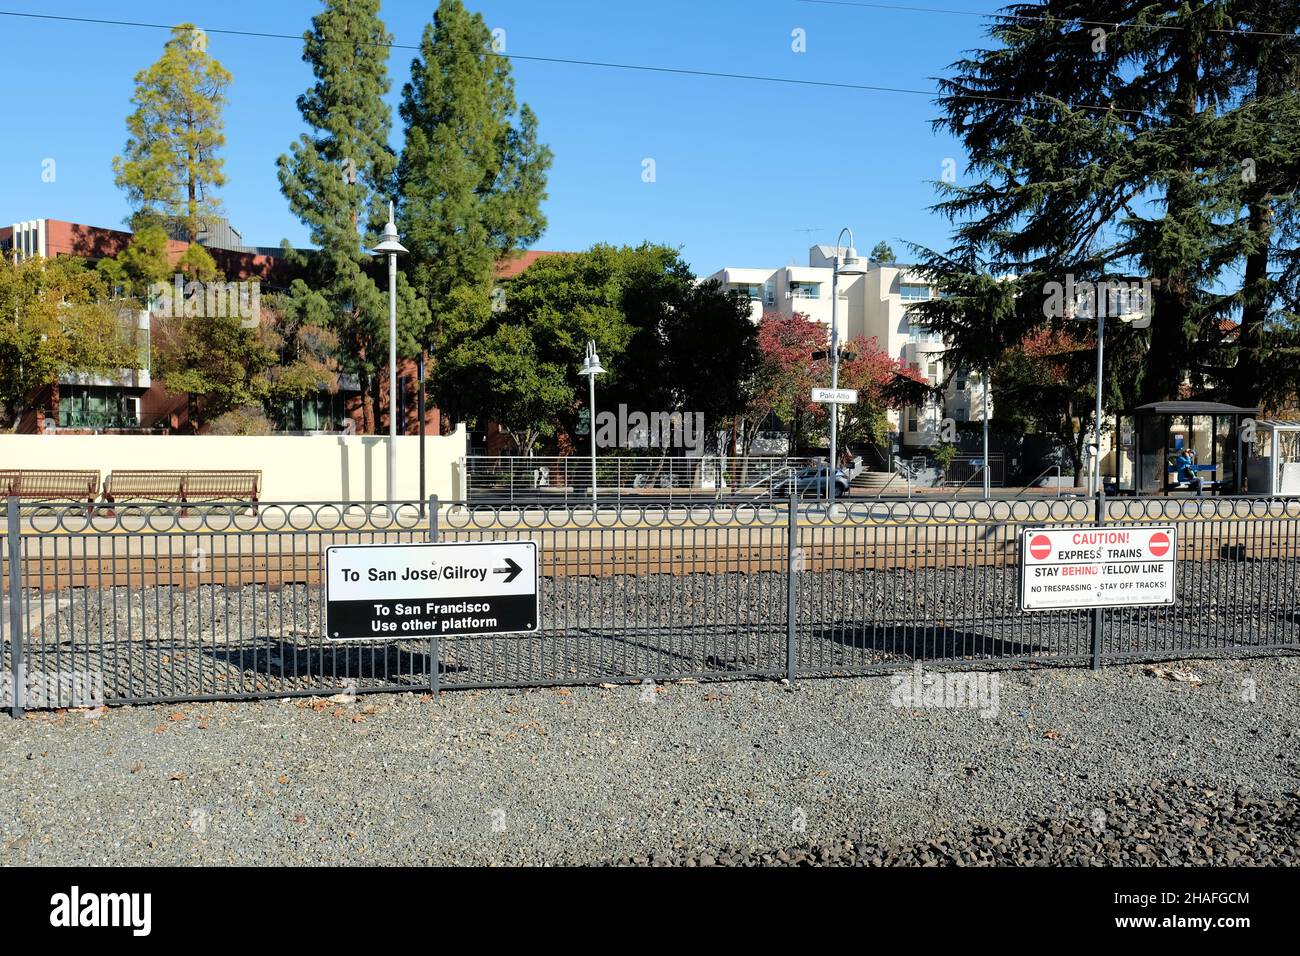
[774,465,851,498]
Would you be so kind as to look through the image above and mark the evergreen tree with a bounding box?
[277,0,429,433]
[869,241,897,264]
[113,24,231,242]
[922,0,1289,407]
[397,0,552,343]
[1222,1,1300,407]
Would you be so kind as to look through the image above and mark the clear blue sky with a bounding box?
[0,0,990,273]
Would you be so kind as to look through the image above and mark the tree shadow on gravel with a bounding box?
[202,639,469,683]
[813,623,1044,660]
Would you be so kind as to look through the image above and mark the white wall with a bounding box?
[0,424,469,502]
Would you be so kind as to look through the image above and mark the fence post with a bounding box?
[7,497,24,718]
[428,495,440,697]
[785,482,798,684]
[1090,487,1106,670]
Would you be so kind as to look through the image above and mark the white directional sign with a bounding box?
[324,541,538,640]
[811,387,859,404]
[1020,526,1176,611]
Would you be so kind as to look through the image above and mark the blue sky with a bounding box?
[0,0,990,272]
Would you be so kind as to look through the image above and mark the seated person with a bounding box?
[1173,449,1204,494]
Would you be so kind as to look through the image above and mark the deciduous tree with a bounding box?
[0,256,137,429]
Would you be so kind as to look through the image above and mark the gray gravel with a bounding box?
[1,654,1297,865]
[616,780,1300,866]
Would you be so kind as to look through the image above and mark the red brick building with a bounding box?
[2,217,561,439]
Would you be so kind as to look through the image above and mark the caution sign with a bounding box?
[1020,526,1177,611]
[324,542,538,640]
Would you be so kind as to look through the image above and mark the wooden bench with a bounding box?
[0,469,100,510]
[102,470,261,511]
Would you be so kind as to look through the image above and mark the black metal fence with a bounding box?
[4,494,1299,713]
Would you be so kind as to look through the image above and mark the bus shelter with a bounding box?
[1113,400,1258,495]
[1246,420,1300,496]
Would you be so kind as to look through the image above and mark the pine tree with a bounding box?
[924,0,1274,406]
[113,23,231,243]
[869,241,896,264]
[277,0,429,433]
[1222,1,1300,407]
[397,0,552,342]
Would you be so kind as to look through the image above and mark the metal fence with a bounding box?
[943,453,1007,487]
[464,455,816,503]
[3,493,1299,713]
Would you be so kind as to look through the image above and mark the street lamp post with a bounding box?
[1091,310,1105,497]
[982,365,991,500]
[1074,278,1157,496]
[828,227,868,504]
[372,202,408,506]
[579,341,605,504]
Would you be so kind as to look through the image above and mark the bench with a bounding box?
[102,470,261,512]
[1166,462,1222,495]
[0,469,100,510]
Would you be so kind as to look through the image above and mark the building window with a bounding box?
[789,281,821,300]
[764,279,775,305]
[730,283,763,300]
[59,385,140,429]
[900,283,931,301]
[273,391,354,432]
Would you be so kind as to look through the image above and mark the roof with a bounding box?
[495,250,563,279]
[1127,400,1260,415]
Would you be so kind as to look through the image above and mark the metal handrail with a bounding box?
[745,464,800,501]
[869,469,908,501]
[1012,464,1065,500]
[950,463,990,496]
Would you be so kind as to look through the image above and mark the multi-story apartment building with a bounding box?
[705,245,991,453]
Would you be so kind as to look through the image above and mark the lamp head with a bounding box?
[372,201,407,256]
[837,252,867,276]
[579,340,605,377]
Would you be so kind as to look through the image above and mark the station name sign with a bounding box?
[1020,526,1177,610]
[811,387,859,404]
[324,541,539,640]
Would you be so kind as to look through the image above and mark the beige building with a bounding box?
[705,245,992,451]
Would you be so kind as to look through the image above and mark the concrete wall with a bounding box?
[0,425,468,502]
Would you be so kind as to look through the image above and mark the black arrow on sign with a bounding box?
[494,557,522,584]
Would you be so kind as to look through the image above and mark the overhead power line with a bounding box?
[0,8,1155,117]
[798,0,1300,40]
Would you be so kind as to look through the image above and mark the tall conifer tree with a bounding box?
[278,0,429,433]
[114,23,231,243]
[397,0,552,345]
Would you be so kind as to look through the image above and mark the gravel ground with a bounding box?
[615,780,1300,866]
[1,653,1297,866]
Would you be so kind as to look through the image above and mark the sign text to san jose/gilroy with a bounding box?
[1020,526,1177,610]
[324,542,538,640]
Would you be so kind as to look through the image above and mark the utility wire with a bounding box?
[799,0,1300,40]
[0,8,1155,117]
